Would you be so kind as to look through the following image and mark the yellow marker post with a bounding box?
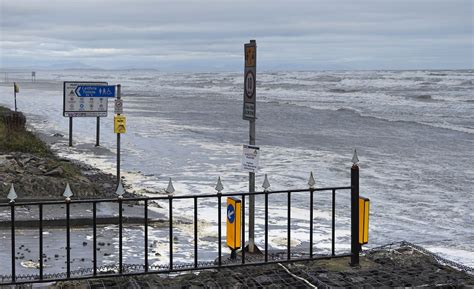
[359,196,370,245]
[114,115,126,134]
[226,197,241,253]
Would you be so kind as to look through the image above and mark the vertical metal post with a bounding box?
[248,120,256,253]
[332,189,336,256]
[66,201,71,278]
[217,194,222,266]
[169,197,173,271]
[351,165,360,266]
[10,202,15,283]
[68,117,73,147]
[309,189,314,258]
[264,192,268,262]
[118,199,123,274]
[241,195,246,264]
[13,83,17,112]
[116,84,121,185]
[194,197,198,268]
[287,191,291,260]
[39,204,43,280]
[95,117,100,147]
[93,202,97,276]
[144,199,149,272]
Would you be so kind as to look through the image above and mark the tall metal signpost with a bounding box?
[243,40,257,252]
[114,85,126,185]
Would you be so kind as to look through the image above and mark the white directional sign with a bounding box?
[63,81,109,117]
[241,145,260,172]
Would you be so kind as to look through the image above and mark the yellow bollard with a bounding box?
[359,196,370,245]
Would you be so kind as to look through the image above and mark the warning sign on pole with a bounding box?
[114,99,123,114]
[114,115,126,134]
[243,40,256,120]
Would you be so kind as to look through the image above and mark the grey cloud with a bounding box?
[0,0,472,70]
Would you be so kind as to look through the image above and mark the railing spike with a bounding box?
[7,184,17,202]
[308,171,316,188]
[166,178,175,194]
[215,176,224,193]
[352,149,359,165]
[63,182,73,200]
[262,174,271,191]
[115,181,125,198]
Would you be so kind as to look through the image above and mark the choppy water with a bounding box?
[0,69,472,268]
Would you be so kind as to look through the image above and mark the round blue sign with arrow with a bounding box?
[227,204,235,224]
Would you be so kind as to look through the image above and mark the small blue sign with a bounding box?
[227,204,235,224]
[75,85,116,97]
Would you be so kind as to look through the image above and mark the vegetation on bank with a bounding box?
[0,105,117,198]
[0,106,51,156]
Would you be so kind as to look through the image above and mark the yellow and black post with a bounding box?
[226,197,241,259]
[350,151,360,266]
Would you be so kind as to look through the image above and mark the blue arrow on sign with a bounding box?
[227,204,235,223]
[75,85,116,97]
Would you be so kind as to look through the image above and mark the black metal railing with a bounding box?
[0,166,360,285]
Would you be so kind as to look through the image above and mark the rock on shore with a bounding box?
[0,152,117,199]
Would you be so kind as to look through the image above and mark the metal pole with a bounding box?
[66,201,71,278]
[13,83,17,112]
[144,199,149,272]
[93,202,97,276]
[248,119,256,252]
[95,117,100,147]
[39,204,43,280]
[69,117,73,147]
[116,84,121,185]
[118,199,123,274]
[10,202,15,283]
[350,164,360,266]
[194,197,198,268]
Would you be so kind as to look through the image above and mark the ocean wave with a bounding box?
[329,88,360,93]
[459,80,473,85]
[412,94,437,102]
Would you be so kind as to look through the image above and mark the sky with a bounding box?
[0,0,473,71]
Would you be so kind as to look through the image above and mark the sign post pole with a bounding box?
[95,117,100,147]
[116,84,121,185]
[249,119,256,253]
[243,40,257,253]
[68,117,73,147]
[13,82,17,112]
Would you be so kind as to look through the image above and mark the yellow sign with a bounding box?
[14,82,19,93]
[226,197,241,250]
[114,115,126,134]
[359,196,370,245]
[245,46,256,67]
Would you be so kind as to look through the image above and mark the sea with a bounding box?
[0,69,472,270]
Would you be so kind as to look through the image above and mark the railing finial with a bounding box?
[166,178,175,194]
[115,180,125,198]
[7,184,17,203]
[215,176,224,193]
[352,149,359,165]
[63,182,73,201]
[262,174,271,191]
[308,171,316,188]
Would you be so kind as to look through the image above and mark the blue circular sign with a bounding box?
[227,204,235,224]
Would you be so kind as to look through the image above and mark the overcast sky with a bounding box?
[0,0,472,71]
